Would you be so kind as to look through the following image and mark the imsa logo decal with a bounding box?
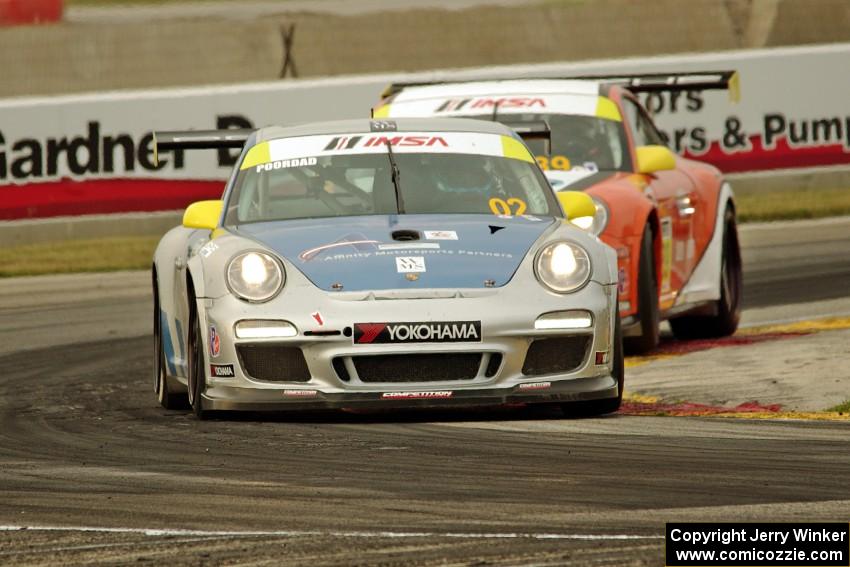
[353,321,481,344]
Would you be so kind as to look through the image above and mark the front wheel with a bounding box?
[624,225,660,354]
[561,313,624,418]
[187,299,211,420]
[153,273,187,410]
[670,205,742,339]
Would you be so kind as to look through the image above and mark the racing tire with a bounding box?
[561,313,624,418]
[669,205,742,339]
[153,273,188,410]
[187,294,211,420]
[624,225,660,354]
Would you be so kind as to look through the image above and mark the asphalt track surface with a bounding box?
[1,219,849,566]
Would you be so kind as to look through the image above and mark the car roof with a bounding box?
[254,117,517,142]
[387,80,604,102]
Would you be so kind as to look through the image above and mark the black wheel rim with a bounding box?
[721,219,741,314]
[188,319,197,406]
[153,283,162,395]
[188,317,204,408]
[153,315,160,394]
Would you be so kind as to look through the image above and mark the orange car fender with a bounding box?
[586,179,658,316]
[678,158,727,258]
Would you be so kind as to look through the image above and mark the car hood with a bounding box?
[234,214,556,292]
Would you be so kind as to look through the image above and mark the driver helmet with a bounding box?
[432,155,495,195]
[565,120,606,161]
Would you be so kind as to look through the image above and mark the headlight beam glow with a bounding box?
[226,251,284,302]
[534,310,593,330]
[535,241,592,293]
[235,320,298,339]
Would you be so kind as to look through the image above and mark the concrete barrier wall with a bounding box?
[0,0,847,98]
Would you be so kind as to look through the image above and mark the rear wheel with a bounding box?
[153,272,187,410]
[624,225,660,354]
[187,293,210,420]
[670,205,742,339]
[561,313,624,417]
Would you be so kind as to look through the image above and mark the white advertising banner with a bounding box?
[0,43,847,219]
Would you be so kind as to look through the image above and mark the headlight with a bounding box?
[535,241,592,293]
[226,251,284,302]
[570,197,609,236]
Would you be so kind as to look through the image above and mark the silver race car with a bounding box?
[152,118,622,419]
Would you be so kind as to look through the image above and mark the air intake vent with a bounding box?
[391,229,420,241]
[332,357,351,382]
[353,353,481,382]
[522,336,590,376]
[237,344,311,382]
[485,353,503,377]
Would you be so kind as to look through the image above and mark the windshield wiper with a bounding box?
[385,141,405,214]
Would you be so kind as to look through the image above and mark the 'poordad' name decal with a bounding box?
[353,321,481,344]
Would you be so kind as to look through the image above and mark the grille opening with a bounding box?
[522,336,590,377]
[304,330,341,337]
[353,353,481,383]
[332,357,351,382]
[237,344,311,382]
[485,353,503,377]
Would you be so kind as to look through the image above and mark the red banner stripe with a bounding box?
[0,178,224,221]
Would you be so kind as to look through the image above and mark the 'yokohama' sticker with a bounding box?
[353,321,481,344]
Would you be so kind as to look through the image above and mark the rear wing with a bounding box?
[152,129,253,166]
[502,120,552,154]
[381,70,740,102]
[577,70,739,102]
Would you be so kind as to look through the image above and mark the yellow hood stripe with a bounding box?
[595,97,622,122]
[501,136,535,163]
[240,142,271,171]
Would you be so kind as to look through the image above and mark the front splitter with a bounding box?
[202,375,618,412]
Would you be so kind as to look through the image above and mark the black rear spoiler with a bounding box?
[381,70,740,102]
[152,129,253,166]
[505,121,552,152]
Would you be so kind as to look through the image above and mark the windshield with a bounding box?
[224,132,560,224]
[460,114,631,173]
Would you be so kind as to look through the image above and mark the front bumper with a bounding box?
[195,278,619,412]
[204,375,617,411]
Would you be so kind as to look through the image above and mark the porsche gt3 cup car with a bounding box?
[374,72,743,353]
[152,118,622,418]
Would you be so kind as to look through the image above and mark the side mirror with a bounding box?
[557,191,596,221]
[183,200,223,230]
[635,145,676,174]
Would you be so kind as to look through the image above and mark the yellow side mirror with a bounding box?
[635,145,676,174]
[183,200,223,230]
[557,191,596,221]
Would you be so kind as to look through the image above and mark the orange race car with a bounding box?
[373,72,742,353]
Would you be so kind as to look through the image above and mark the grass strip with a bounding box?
[0,236,159,277]
[735,187,850,222]
[826,400,850,414]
